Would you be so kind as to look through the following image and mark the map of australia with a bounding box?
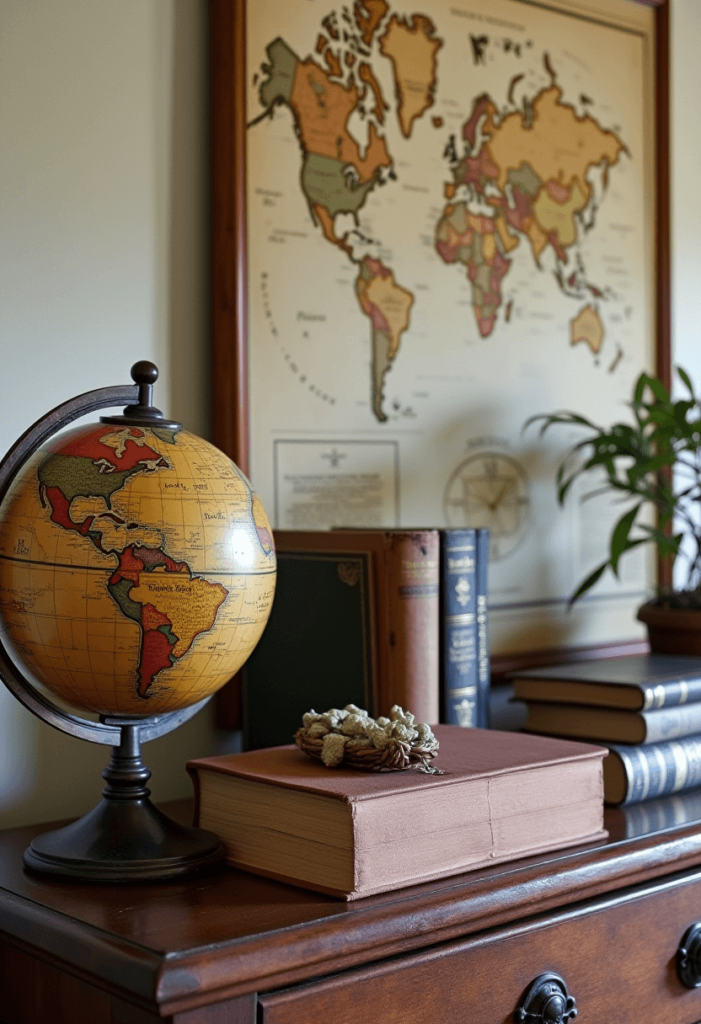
[251,2,629,422]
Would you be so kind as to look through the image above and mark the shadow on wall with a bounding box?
[0,684,242,832]
[165,0,211,440]
[0,689,39,822]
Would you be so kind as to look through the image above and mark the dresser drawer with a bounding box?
[260,870,701,1024]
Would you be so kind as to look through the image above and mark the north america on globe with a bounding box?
[250,1,629,422]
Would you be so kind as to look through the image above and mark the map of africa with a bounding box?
[0,424,276,716]
[251,0,627,422]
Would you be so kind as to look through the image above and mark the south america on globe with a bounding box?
[0,421,277,717]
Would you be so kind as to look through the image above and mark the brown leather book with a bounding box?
[244,529,440,749]
[523,698,701,745]
[188,725,607,900]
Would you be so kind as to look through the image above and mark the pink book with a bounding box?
[188,725,607,900]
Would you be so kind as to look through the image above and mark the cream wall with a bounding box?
[0,0,233,829]
[0,0,699,828]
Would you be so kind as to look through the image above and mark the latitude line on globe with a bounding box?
[0,553,276,576]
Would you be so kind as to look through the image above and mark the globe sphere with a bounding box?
[0,421,276,717]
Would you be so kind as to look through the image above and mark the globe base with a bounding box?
[23,723,226,882]
[23,798,226,882]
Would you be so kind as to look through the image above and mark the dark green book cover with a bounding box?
[243,551,375,749]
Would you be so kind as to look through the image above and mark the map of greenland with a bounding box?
[251,2,627,422]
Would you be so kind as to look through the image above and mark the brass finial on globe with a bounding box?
[0,362,277,880]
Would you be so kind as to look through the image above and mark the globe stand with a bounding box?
[0,362,231,882]
[23,721,224,882]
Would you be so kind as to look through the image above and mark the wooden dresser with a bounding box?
[3,796,701,1023]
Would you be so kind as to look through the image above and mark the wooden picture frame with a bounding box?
[211,0,670,725]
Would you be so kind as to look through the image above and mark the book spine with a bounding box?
[641,676,701,710]
[381,531,440,724]
[441,529,479,727]
[641,701,701,743]
[476,529,490,729]
[608,736,701,805]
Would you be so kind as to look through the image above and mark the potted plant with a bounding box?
[527,367,701,654]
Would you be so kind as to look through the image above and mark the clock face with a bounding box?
[443,451,530,560]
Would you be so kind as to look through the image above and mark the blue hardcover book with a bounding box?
[511,653,701,711]
[476,529,490,728]
[441,530,480,727]
[605,735,701,806]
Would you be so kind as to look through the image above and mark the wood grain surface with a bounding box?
[261,870,701,1024]
[1,794,701,1018]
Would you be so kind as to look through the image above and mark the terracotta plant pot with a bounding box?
[637,602,701,656]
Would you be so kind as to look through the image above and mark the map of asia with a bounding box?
[245,0,655,654]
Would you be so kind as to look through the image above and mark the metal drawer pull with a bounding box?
[515,973,578,1023]
[677,923,701,988]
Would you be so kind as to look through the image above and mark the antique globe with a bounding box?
[0,362,276,880]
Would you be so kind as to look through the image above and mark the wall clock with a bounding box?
[443,451,530,560]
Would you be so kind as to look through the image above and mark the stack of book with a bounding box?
[243,528,490,749]
[188,724,607,900]
[511,654,701,806]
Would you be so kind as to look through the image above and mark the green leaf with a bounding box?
[638,452,676,473]
[569,562,609,605]
[678,366,695,396]
[673,399,695,424]
[646,376,671,404]
[633,373,648,405]
[523,411,599,436]
[681,416,701,436]
[638,525,683,557]
[610,504,642,575]
[557,475,579,505]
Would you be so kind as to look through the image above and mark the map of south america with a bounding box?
[356,257,414,422]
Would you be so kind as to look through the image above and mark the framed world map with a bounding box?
[211,0,669,676]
